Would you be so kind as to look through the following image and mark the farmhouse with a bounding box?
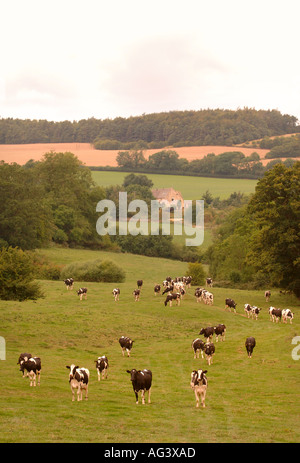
[151,187,184,209]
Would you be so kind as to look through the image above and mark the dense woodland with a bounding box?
[0,108,299,147]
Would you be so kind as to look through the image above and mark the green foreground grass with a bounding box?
[0,248,299,443]
[91,171,258,200]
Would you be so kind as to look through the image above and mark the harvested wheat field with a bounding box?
[0,143,273,167]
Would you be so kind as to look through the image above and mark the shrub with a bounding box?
[60,258,125,283]
[0,247,44,301]
[186,262,206,286]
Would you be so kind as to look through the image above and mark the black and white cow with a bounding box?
[17,352,32,377]
[154,284,161,296]
[112,288,120,302]
[195,288,204,302]
[133,289,140,301]
[137,280,143,290]
[199,326,214,343]
[225,298,237,313]
[164,292,180,307]
[190,369,208,408]
[206,278,213,288]
[119,336,134,357]
[204,343,215,365]
[126,369,152,405]
[162,284,174,295]
[214,324,226,342]
[66,364,89,401]
[192,338,205,359]
[269,307,282,323]
[94,356,109,381]
[244,304,253,318]
[265,290,271,302]
[282,309,294,324]
[77,287,87,300]
[64,278,74,290]
[185,276,192,288]
[245,337,256,358]
[19,356,41,386]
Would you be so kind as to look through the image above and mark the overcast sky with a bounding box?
[1,0,299,123]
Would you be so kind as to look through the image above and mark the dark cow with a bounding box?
[204,343,215,365]
[119,336,134,357]
[206,278,213,288]
[77,287,87,300]
[225,298,237,313]
[190,369,208,408]
[214,324,226,342]
[94,356,109,381]
[185,276,192,288]
[137,280,143,290]
[265,290,271,302]
[126,368,152,405]
[162,285,174,295]
[164,292,180,307]
[112,288,120,302]
[19,356,41,386]
[192,338,205,359]
[199,326,214,342]
[245,337,256,358]
[269,307,282,323]
[133,289,140,301]
[17,352,32,377]
[282,309,294,324]
[64,278,74,290]
[154,284,161,296]
[66,364,89,401]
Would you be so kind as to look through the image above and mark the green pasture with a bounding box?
[91,171,258,200]
[0,247,299,443]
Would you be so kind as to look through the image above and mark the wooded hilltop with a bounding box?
[1,108,299,147]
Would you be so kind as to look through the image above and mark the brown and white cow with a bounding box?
[282,309,294,324]
[214,324,226,342]
[64,278,74,290]
[204,343,215,366]
[112,288,120,302]
[133,289,140,301]
[190,369,208,408]
[164,292,180,307]
[269,307,282,323]
[154,284,161,296]
[66,364,89,401]
[245,337,256,358]
[192,338,205,359]
[265,290,271,302]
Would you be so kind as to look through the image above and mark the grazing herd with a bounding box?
[18,278,295,409]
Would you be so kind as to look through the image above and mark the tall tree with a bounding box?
[247,162,300,296]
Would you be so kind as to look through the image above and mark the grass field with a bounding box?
[92,171,258,200]
[0,247,299,443]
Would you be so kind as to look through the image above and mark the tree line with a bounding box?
[106,148,296,179]
[0,108,299,147]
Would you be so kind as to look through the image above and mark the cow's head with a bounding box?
[190,369,207,388]
[126,369,137,382]
[66,364,79,382]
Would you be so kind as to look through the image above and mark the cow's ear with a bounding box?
[126,370,131,373]
[66,366,70,369]
[203,370,207,374]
